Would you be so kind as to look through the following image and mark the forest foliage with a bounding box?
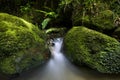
[0,0,119,30]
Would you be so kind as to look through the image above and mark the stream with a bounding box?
[2,38,120,80]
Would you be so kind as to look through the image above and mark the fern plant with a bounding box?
[41,18,51,29]
[35,9,58,29]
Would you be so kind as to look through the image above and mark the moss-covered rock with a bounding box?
[0,13,48,75]
[71,0,109,25]
[64,26,120,73]
[73,8,116,32]
[66,0,119,33]
[91,10,115,31]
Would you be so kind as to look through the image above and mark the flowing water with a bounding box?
[3,38,120,80]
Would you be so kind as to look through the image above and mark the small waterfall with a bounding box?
[40,38,84,80]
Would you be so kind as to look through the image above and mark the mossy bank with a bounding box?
[0,13,48,75]
[64,26,120,73]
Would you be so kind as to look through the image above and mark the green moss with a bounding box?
[0,26,34,57]
[70,0,118,33]
[0,13,47,75]
[0,56,17,74]
[91,10,115,31]
[64,26,120,73]
[0,49,46,75]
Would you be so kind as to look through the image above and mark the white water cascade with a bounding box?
[40,38,84,80]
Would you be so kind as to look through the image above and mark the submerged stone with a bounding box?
[0,13,48,75]
[64,26,120,73]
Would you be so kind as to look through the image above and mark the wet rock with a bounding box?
[64,26,120,73]
[47,39,55,46]
[0,13,48,75]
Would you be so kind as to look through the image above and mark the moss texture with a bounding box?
[0,13,48,75]
[91,10,115,31]
[69,0,119,33]
[64,26,120,73]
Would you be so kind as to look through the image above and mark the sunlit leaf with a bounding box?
[41,18,51,29]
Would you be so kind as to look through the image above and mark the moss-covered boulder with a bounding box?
[0,13,48,75]
[73,8,116,32]
[71,0,110,26]
[91,10,115,31]
[66,0,119,33]
[64,26,120,73]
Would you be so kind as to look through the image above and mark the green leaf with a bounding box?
[41,18,51,29]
